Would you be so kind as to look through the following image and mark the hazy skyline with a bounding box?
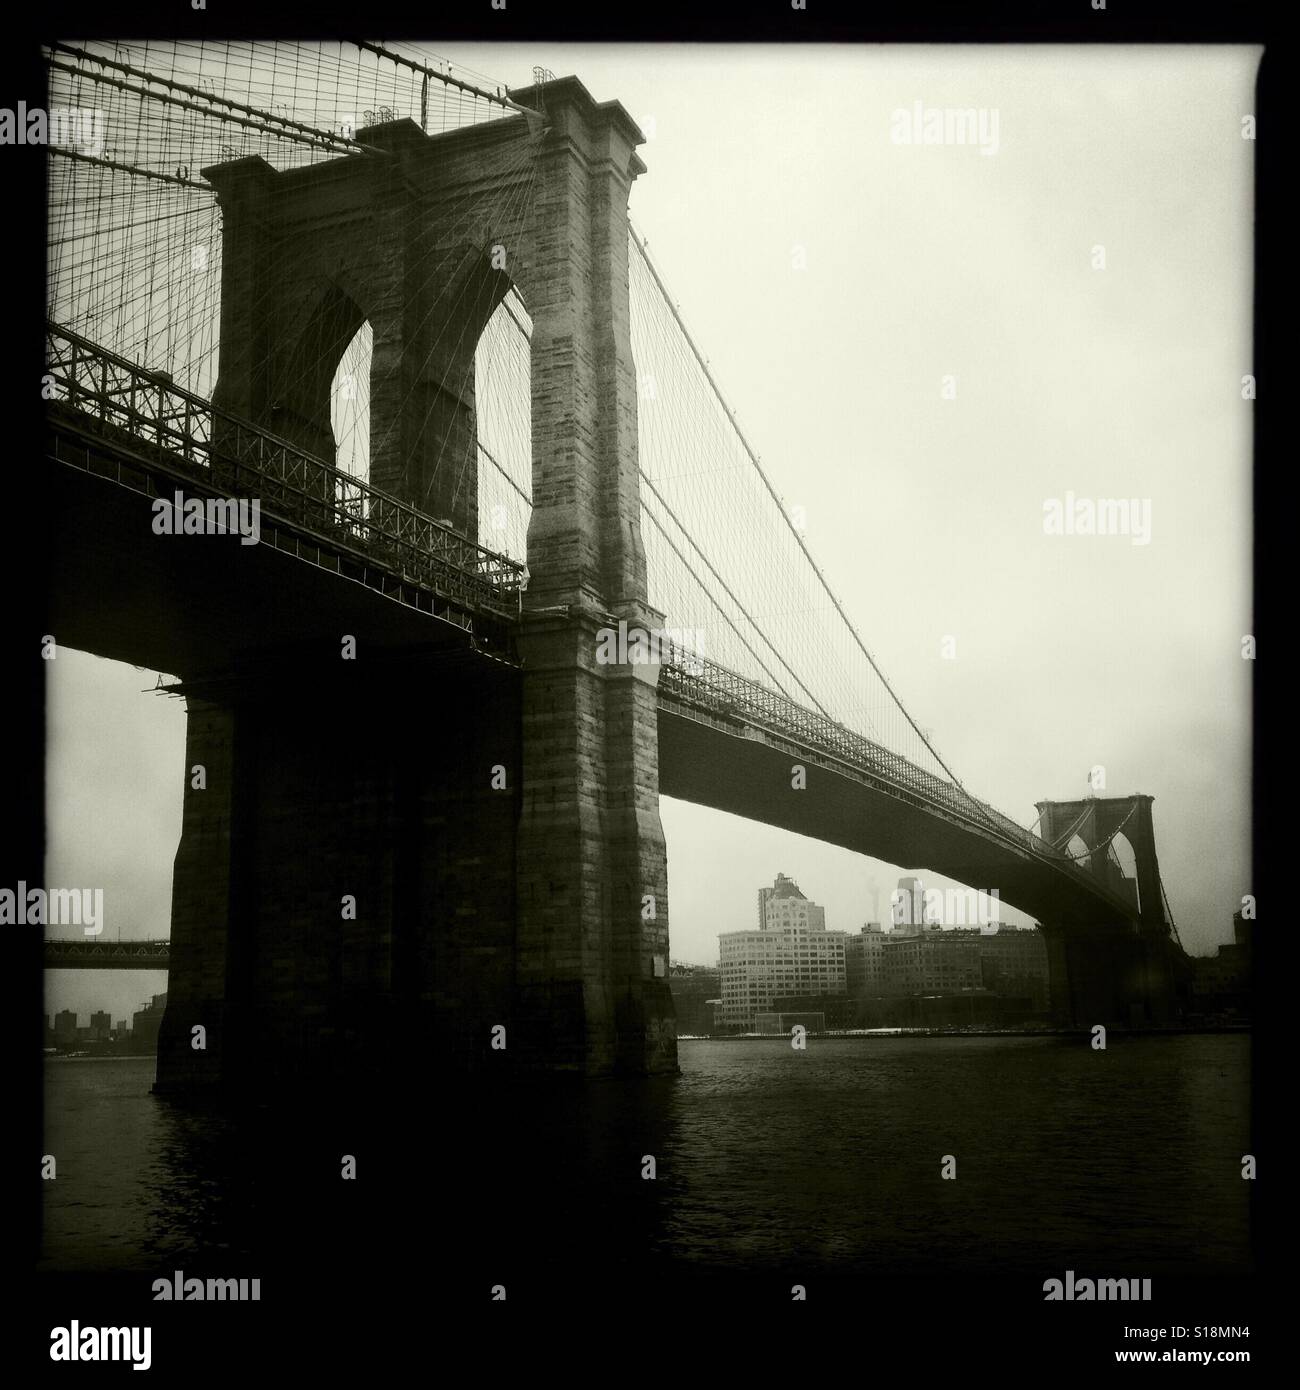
[44,43,1256,1020]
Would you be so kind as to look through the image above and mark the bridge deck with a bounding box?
[43,939,170,969]
[45,325,525,674]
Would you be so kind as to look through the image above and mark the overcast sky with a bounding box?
[45,44,1256,1022]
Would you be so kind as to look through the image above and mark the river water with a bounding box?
[40,1033,1251,1293]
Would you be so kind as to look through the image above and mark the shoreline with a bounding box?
[679,1024,1251,1041]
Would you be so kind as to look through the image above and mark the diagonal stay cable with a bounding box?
[639,470,835,718]
[629,225,998,825]
[640,501,805,706]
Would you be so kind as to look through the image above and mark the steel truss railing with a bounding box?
[44,323,527,620]
[43,938,171,965]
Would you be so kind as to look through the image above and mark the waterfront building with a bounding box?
[845,921,1049,1010]
[719,874,848,1029]
[1190,913,1252,1015]
[952,923,1050,1010]
[885,931,983,994]
[131,992,168,1051]
[667,961,723,1035]
[845,923,889,995]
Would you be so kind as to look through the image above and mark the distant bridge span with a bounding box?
[43,939,170,969]
[657,662,1137,931]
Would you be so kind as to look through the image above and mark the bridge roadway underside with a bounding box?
[658,707,1120,928]
[45,436,506,679]
[657,708,1173,1024]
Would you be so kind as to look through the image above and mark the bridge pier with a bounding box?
[156,656,522,1095]
[1040,921,1175,1028]
[513,607,675,1075]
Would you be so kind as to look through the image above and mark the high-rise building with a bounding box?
[1191,913,1252,1015]
[892,876,940,933]
[756,872,825,931]
[90,1010,112,1040]
[720,875,848,1029]
[53,1009,78,1040]
[131,993,168,1051]
[1232,909,1253,953]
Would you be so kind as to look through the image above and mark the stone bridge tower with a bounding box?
[1034,794,1176,1025]
[156,77,675,1092]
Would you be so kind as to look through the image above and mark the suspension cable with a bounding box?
[629,226,997,820]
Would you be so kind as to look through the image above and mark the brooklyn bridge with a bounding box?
[41,40,1190,1089]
